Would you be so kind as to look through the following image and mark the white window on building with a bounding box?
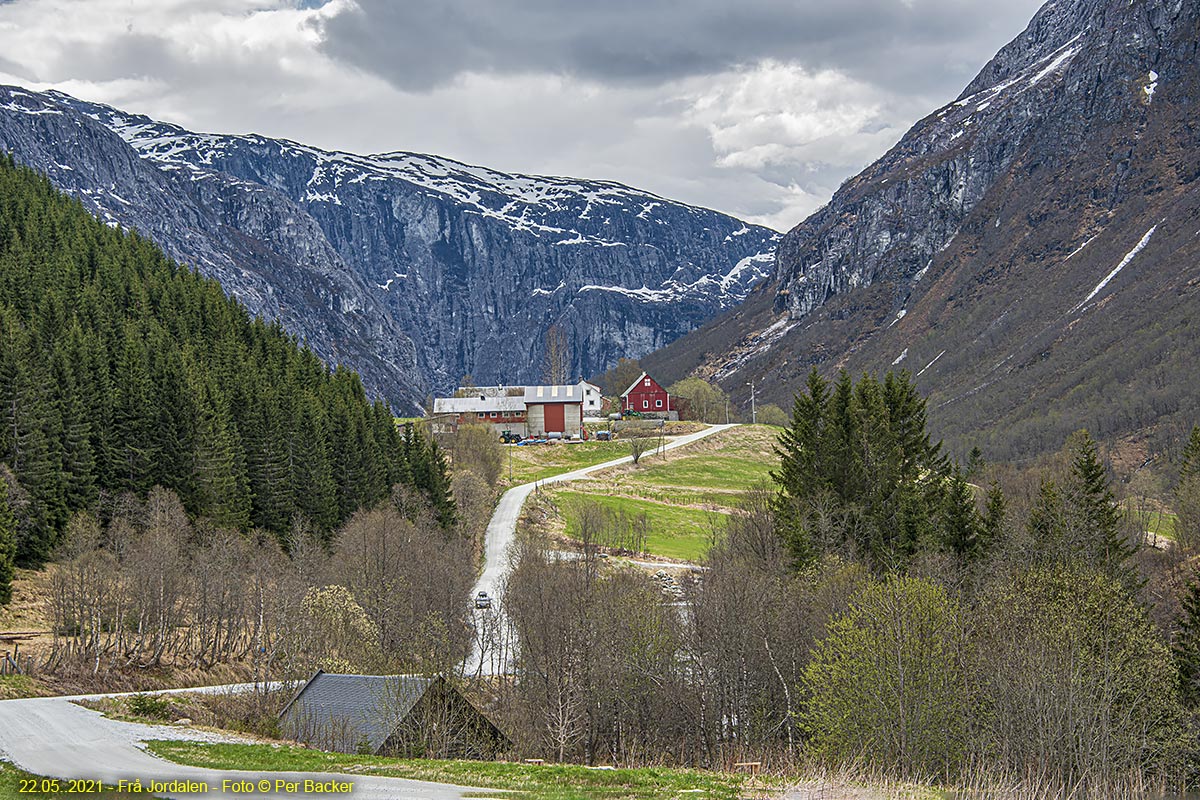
[644,378,651,387]
[490,412,498,418]
[477,412,486,418]
[656,399,663,408]
[643,399,649,409]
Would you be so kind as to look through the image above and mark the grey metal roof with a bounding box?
[432,396,526,414]
[523,384,582,403]
[280,672,437,754]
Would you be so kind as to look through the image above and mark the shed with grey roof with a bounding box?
[279,671,507,759]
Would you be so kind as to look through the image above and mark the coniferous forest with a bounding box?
[0,154,453,575]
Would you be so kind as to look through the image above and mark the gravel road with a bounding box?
[464,424,737,675]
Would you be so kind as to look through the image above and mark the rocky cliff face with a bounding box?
[770,0,1184,323]
[0,88,777,408]
[647,0,1200,460]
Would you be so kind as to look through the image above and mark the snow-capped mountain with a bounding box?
[0,87,778,407]
[647,0,1200,460]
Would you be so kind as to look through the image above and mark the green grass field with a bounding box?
[1143,509,1177,541]
[1121,499,1179,543]
[544,425,781,562]
[555,490,726,561]
[0,674,45,701]
[505,440,632,486]
[145,741,756,800]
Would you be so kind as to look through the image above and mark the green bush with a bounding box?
[971,566,1187,789]
[127,694,172,721]
[803,574,966,780]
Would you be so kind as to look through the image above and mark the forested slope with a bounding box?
[0,154,451,570]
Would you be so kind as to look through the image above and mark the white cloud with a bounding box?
[685,61,886,166]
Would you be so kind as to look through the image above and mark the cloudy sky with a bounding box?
[0,0,1044,230]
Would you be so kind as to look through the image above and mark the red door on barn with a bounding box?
[544,403,566,433]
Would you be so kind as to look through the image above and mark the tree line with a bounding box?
[0,154,453,601]
[45,484,474,679]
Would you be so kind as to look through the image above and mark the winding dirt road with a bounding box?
[465,424,737,675]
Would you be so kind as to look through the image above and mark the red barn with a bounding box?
[620,372,675,417]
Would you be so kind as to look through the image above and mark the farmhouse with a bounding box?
[431,394,527,436]
[279,671,507,759]
[578,380,603,417]
[620,372,677,419]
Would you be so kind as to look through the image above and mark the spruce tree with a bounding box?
[51,346,97,512]
[1068,431,1137,586]
[1176,570,1200,708]
[980,481,1006,555]
[1181,426,1200,480]
[965,447,985,480]
[1027,479,1067,562]
[774,367,830,498]
[188,366,250,529]
[289,395,338,535]
[402,423,456,529]
[941,471,982,561]
[826,370,864,506]
[244,386,294,534]
[109,329,157,493]
[1175,426,1200,551]
[772,367,829,567]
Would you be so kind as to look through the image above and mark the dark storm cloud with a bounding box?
[316,0,1044,96]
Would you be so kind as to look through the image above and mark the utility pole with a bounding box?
[747,380,757,425]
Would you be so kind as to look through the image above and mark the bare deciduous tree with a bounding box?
[628,435,651,464]
[541,325,571,385]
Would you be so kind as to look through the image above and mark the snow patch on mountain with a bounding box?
[1073,224,1158,311]
[721,252,776,292]
[1065,233,1101,260]
[1144,70,1159,101]
[917,350,946,377]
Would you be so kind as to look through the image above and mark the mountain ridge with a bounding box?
[645,0,1199,462]
[0,86,778,409]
